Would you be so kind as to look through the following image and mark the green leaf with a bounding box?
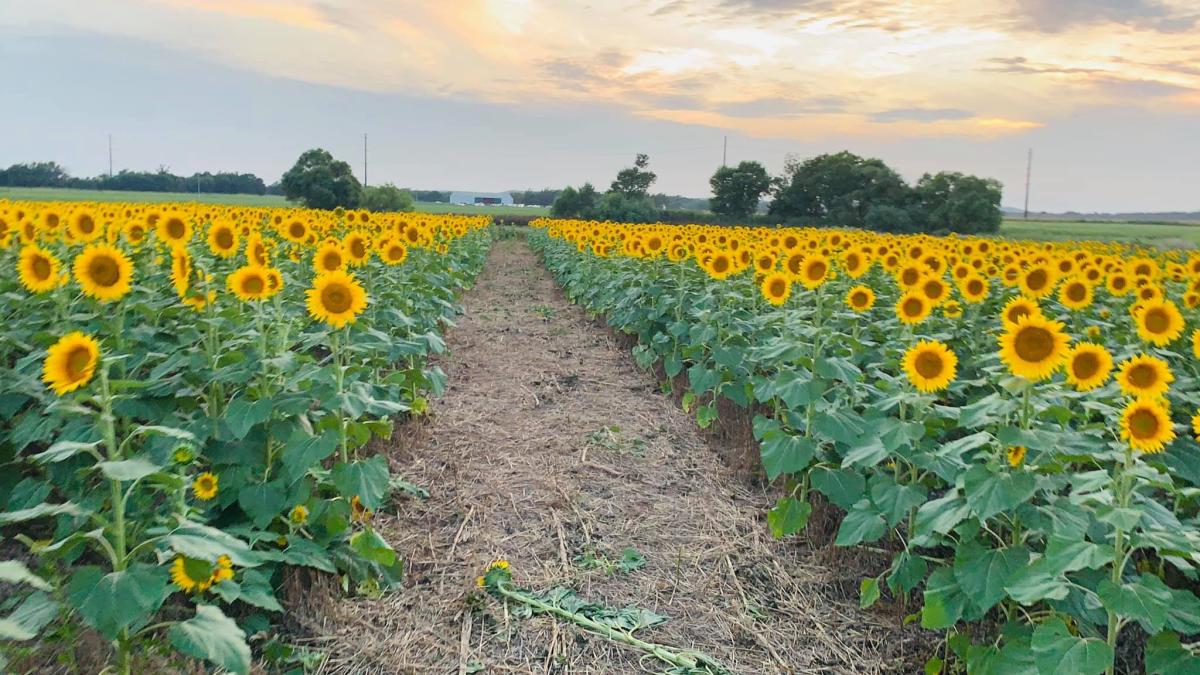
[67,564,168,640]
[1097,574,1172,633]
[964,466,1037,521]
[767,496,811,538]
[1005,565,1070,605]
[774,370,819,408]
[913,492,969,539]
[887,551,928,595]
[1031,618,1113,675]
[169,605,251,675]
[331,456,390,510]
[617,548,646,574]
[0,502,85,525]
[921,567,966,629]
[1,592,59,641]
[280,538,336,573]
[164,524,260,567]
[1042,537,1114,575]
[835,501,886,547]
[952,542,1029,612]
[925,656,944,675]
[224,397,273,440]
[842,435,888,469]
[810,467,866,510]
[280,430,340,484]
[97,457,163,482]
[349,527,398,567]
[1165,586,1200,633]
[233,569,283,612]
[759,433,815,481]
[237,482,288,529]
[0,560,51,591]
[29,440,102,464]
[131,425,196,442]
[860,577,881,609]
[869,475,927,527]
[1145,631,1200,675]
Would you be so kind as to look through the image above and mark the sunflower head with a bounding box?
[18,245,62,293]
[1001,296,1042,327]
[1116,354,1174,398]
[42,332,101,395]
[960,275,988,304]
[895,291,931,325]
[1135,299,1184,346]
[1058,278,1093,310]
[799,255,829,289]
[846,285,875,312]
[207,222,239,258]
[227,265,272,302]
[998,314,1070,381]
[1120,397,1175,454]
[760,272,791,306]
[74,244,134,303]
[902,340,958,393]
[193,472,219,501]
[1006,446,1027,468]
[1063,343,1112,392]
[306,270,368,328]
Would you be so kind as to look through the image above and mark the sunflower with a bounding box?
[306,270,368,328]
[379,239,408,266]
[282,219,309,244]
[902,340,957,393]
[998,314,1070,381]
[960,275,988,304]
[18,244,62,293]
[1006,446,1027,467]
[920,276,949,305]
[170,555,233,593]
[74,244,134,302]
[1116,354,1173,398]
[1019,265,1056,299]
[801,251,830,284]
[895,290,931,325]
[193,472,219,501]
[704,251,734,280]
[1120,397,1175,454]
[289,505,309,526]
[1001,296,1042,326]
[1135,299,1184,346]
[207,222,239,258]
[1063,343,1112,392]
[227,265,271,302]
[42,332,100,395]
[157,212,192,247]
[1193,410,1200,442]
[171,249,192,298]
[68,209,102,243]
[846,285,875,312]
[1106,272,1132,296]
[1193,329,1200,360]
[343,232,371,266]
[760,272,791,306]
[1058,278,1093,310]
[942,300,963,318]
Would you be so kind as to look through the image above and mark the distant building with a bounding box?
[449,191,514,206]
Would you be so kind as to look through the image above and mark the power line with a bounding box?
[1023,148,1033,220]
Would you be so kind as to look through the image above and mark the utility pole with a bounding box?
[363,133,368,188]
[722,135,727,167]
[1023,148,1032,220]
[108,134,113,178]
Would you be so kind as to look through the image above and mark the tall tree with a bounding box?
[913,172,1003,234]
[610,154,657,199]
[280,148,362,210]
[709,161,771,217]
[769,151,910,228]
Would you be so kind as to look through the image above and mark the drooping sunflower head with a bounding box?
[1063,343,1113,392]
[18,244,62,293]
[227,265,271,302]
[306,270,368,328]
[998,314,1070,381]
[171,249,192,298]
[42,331,101,395]
[902,340,958,393]
[1116,354,1174,398]
[895,290,931,325]
[74,243,134,303]
[846,285,875,312]
[1135,299,1183,346]
[1120,397,1175,454]
[760,272,791,306]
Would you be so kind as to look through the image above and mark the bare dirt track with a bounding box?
[308,236,930,674]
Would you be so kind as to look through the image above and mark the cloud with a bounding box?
[869,108,974,123]
[1010,0,1199,33]
[715,96,849,117]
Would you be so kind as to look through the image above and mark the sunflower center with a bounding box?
[323,252,342,269]
[1072,352,1100,379]
[387,246,404,261]
[166,218,186,239]
[968,280,983,295]
[242,275,265,295]
[77,215,95,233]
[1067,284,1086,302]
[32,256,53,281]
[712,256,729,274]
[901,268,920,286]
[806,261,827,281]
[1025,269,1048,291]
[216,229,234,249]
[769,279,787,298]
[902,297,924,317]
[1112,277,1127,290]
[914,351,945,379]
[321,283,353,313]
[1014,326,1054,362]
[1127,363,1157,388]
[290,222,306,238]
[65,346,92,380]
[1006,306,1031,323]
[1143,308,1170,334]
[1128,408,1159,439]
[88,255,121,287]
[852,291,868,308]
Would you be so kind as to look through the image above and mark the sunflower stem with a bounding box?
[99,365,132,675]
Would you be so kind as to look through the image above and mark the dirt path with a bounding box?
[311,237,929,674]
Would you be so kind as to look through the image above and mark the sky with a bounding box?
[1,0,1199,212]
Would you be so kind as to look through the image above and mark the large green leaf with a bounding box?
[349,527,398,567]
[0,502,85,524]
[224,396,274,440]
[842,435,888,469]
[767,496,811,539]
[868,474,927,527]
[66,564,169,640]
[331,456,391,510]
[164,524,260,567]
[810,467,866,510]
[1097,574,1173,633]
[1030,618,1112,675]
[953,542,1029,612]
[1145,631,1200,675]
[913,492,970,540]
[97,457,163,482]
[169,605,251,675]
[237,481,288,529]
[0,560,51,591]
[922,567,966,629]
[29,440,102,464]
[759,432,815,481]
[835,500,887,547]
[279,430,340,484]
[964,466,1037,521]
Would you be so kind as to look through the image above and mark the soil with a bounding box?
[306,236,934,674]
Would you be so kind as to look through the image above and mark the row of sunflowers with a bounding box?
[0,199,490,673]
[529,218,1200,674]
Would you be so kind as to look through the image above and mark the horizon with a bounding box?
[2,1,1198,213]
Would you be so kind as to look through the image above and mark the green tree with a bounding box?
[913,172,1003,234]
[280,148,362,210]
[709,161,770,217]
[362,183,415,212]
[551,182,600,218]
[769,151,910,228]
[610,154,657,199]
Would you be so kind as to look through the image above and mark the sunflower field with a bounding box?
[530,219,1200,674]
[0,200,489,673]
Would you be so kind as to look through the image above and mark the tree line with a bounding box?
[552,151,1003,234]
[0,161,270,195]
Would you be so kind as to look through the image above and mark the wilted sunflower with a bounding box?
[18,244,61,293]
[193,472,219,501]
[1063,343,1112,392]
[307,270,368,328]
[902,340,957,393]
[998,314,1069,381]
[1120,397,1174,454]
[846,285,875,312]
[74,243,134,302]
[1116,354,1173,398]
[760,272,791,306]
[1135,299,1184,346]
[895,290,931,325]
[42,332,100,395]
[227,265,271,302]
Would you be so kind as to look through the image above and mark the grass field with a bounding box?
[1001,218,1200,246]
[0,186,551,217]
